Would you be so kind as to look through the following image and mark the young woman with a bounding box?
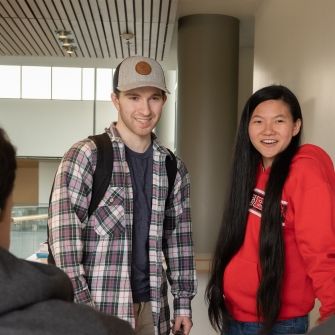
[206,85,335,335]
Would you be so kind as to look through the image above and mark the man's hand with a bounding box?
[172,316,193,335]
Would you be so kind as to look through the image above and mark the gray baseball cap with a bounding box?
[113,56,170,93]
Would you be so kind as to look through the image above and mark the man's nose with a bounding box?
[140,100,151,115]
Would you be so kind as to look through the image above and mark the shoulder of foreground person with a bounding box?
[0,247,74,310]
[0,248,134,334]
[0,299,134,335]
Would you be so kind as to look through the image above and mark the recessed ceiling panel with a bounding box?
[0,0,178,60]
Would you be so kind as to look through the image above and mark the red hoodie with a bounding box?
[223,144,335,321]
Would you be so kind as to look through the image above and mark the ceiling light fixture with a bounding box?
[61,38,74,47]
[55,29,77,56]
[63,45,77,54]
[55,30,71,40]
[121,32,135,42]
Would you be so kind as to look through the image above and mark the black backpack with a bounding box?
[47,132,177,264]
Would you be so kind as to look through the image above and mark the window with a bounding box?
[52,67,81,100]
[96,68,113,101]
[0,65,20,98]
[0,65,116,101]
[22,66,51,99]
[82,68,95,100]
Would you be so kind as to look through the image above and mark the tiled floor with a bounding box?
[168,271,218,334]
[191,271,219,334]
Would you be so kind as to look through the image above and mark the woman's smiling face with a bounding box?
[248,99,302,168]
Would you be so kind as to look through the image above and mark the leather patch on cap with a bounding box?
[135,61,152,75]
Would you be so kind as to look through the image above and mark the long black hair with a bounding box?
[0,128,16,217]
[206,85,303,334]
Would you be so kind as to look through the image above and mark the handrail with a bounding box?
[11,214,48,223]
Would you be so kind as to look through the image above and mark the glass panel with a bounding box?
[22,66,51,99]
[0,65,20,98]
[52,67,82,100]
[96,68,113,101]
[10,205,48,259]
[82,67,95,100]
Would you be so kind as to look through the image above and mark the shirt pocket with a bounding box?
[92,186,125,238]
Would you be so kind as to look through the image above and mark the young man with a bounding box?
[48,56,197,335]
[0,128,134,335]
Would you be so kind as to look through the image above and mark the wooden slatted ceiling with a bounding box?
[0,0,178,60]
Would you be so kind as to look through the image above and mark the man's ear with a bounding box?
[0,193,13,250]
[111,93,120,111]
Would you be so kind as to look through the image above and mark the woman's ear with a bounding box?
[293,118,302,136]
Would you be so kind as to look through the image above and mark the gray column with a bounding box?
[177,15,239,255]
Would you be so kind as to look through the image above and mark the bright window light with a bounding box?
[22,66,51,99]
[52,67,81,100]
[0,65,20,98]
[82,68,95,100]
[96,68,113,101]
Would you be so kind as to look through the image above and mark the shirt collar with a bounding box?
[106,122,172,157]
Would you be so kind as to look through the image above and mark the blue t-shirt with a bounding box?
[125,144,153,303]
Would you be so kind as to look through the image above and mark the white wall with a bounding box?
[38,161,59,205]
[0,99,93,157]
[0,97,118,205]
[0,99,118,157]
[95,101,118,134]
[254,0,335,160]
[238,46,254,118]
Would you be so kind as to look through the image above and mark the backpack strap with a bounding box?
[48,132,113,264]
[47,181,56,264]
[165,148,177,204]
[88,132,114,217]
[163,150,178,247]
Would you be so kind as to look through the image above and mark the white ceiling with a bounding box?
[0,0,263,68]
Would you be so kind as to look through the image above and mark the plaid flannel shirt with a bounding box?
[48,124,197,335]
